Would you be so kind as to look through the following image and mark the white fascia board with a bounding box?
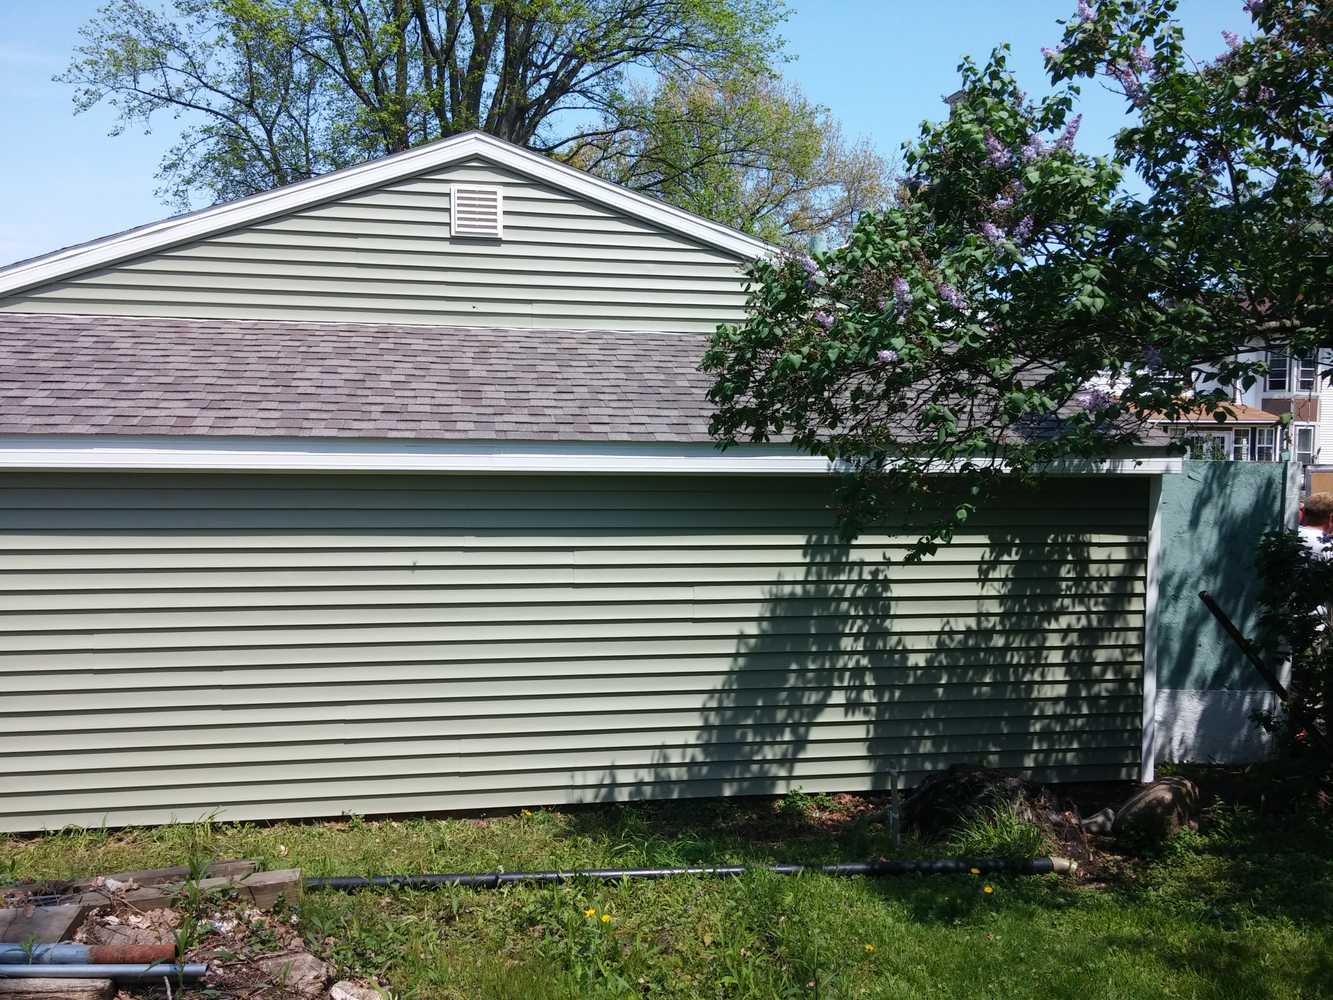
[0,436,832,475]
[0,132,774,298]
[0,435,1183,476]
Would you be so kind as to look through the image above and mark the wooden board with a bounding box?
[0,906,83,945]
[0,980,114,999]
[74,859,257,889]
[0,860,258,901]
[1310,471,1333,495]
[73,868,302,912]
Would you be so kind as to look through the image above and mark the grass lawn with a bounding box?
[3,792,1331,1000]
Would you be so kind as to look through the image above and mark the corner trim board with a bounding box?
[1141,473,1164,784]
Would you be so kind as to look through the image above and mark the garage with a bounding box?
[0,471,1147,831]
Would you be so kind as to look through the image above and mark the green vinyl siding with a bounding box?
[0,473,1147,832]
[0,160,750,333]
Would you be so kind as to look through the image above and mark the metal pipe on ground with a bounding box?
[306,856,1077,892]
[0,945,176,966]
[0,965,206,982]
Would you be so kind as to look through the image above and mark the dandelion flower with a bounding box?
[969,867,981,876]
[584,908,597,918]
[983,885,994,894]
[601,913,613,923]
[864,943,876,953]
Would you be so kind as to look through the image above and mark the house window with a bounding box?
[1255,426,1277,462]
[1296,425,1316,465]
[1180,431,1230,460]
[1297,351,1318,392]
[1266,351,1289,392]
[1233,428,1251,461]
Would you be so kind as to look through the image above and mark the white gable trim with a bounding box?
[0,132,774,298]
[0,435,1183,476]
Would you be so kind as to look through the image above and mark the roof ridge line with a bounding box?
[0,132,774,298]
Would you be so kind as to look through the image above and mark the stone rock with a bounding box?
[1080,806,1116,835]
[1111,777,1200,846]
[330,981,386,1000]
[256,951,329,996]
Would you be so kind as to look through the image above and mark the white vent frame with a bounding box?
[449,184,503,239]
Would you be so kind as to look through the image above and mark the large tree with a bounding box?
[60,0,788,210]
[567,71,892,246]
[703,0,1331,554]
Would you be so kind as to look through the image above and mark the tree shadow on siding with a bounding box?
[1150,460,1287,764]
[590,479,1149,802]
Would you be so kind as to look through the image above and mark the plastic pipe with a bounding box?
[0,963,206,981]
[0,943,176,965]
[306,856,1077,891]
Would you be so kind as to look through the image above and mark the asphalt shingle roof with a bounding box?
[0,313,718,443]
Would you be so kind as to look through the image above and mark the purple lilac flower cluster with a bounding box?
[877,349,900,364]
[1055,114,1082,151]
[1078,387,1115,413]
[983,131,1010,169]
[1108,63,1145,104]
[936,282,966,310]
[798,254,820,290]
[892,276,913,315]
[814,310,834,330]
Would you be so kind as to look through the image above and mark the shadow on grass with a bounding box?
[558,793,898,867]
[558,790,1333,932]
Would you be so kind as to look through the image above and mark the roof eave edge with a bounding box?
[0,434,1183,476]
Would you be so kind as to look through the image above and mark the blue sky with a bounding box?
[0,1,1246,266]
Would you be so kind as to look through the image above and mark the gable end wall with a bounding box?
[0,158,752,334]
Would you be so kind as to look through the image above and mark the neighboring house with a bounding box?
[1151,349,1333,492]
[1156,403,1285,463]
[0,133,1175,832]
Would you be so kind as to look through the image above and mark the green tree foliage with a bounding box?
[567,71,893,246]
[1255,528,1331,767]
[60,0,788,210]
[702,0,1331,553]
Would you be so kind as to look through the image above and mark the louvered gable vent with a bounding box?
[450,184,503,239]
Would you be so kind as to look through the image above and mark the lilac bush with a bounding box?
[703,0,1331,552]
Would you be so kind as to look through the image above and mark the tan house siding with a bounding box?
[0,159,750,333]
[0,472,1146,832]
